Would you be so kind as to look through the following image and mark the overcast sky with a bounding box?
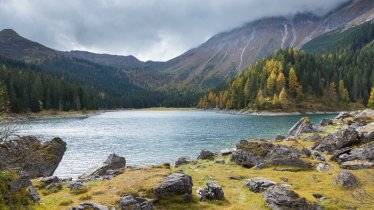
[0,0,349,61]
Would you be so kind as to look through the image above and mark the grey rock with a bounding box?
[0,136,66,178]
[118,194,154,210]
[153,173,193,199]
[228,175,240,180]
[314,128,359,153]
[220,148,236,156]
[198,181,224,201]
[28,185,40,202]
[301,148,311,157]
[231,140,311,169]
[10,171,32,192]
[197,150,216,160]
[304,134,323,142]
[182,193,192,203]
[274,135,286,141]
[320,119,334,126]
[40,176,61,186]
[79,153,126,180]
[316,162,331,172]
[312,151,325,161]
[287,117,316,137]
[69,182,84,191]
[335,112,353,120]
[331,142,374,164]
[262,185,322,210]
[333,170,357,188]
[244,177,276,193]
[175,156,192,167]
[215,159,224,164]
[70,202,109,210]
[341,161,374,170]
[45,183,62,191]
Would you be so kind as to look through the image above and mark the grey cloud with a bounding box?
[0,0,350,61]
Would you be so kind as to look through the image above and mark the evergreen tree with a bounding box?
[276,72,285,93]
[338,80,350,102]
[368,87,374,109]
[288,67,299,96]
[0,81,10,115]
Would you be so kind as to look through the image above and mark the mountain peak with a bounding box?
[0,29,20,37]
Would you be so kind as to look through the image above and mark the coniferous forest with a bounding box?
[198,22,374,111]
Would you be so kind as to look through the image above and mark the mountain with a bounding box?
[64,50,163,70]
[0,29,57,62]
[197,20,374,111]
[159,0,374,90]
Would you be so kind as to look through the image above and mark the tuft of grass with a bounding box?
[79,194,92,201]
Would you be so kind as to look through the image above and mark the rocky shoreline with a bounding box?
[208,108,343,116]
[0,109,373,209]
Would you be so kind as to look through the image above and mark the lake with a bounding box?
[18,110,336,178]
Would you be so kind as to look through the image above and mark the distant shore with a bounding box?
[208,108,343,116]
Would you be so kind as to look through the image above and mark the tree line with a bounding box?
[198,46,374,111]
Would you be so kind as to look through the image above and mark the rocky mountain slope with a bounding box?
[159,0,374,90]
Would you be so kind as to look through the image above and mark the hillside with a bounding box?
[157,0,374,90]
[197,22,374,111]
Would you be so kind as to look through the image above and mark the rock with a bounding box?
[316,162,331,172]
[40,176,61,186]
[153,173,193,199]
[314,128,359,153]
[198,181,224,201]
[197,150,216,160]
[79,153,126,180]
[175,156,192,167]
[220,148,235,156]
[341,161,374,170]
[331,142,374,164]
[215,159,224,164]
[118,194,154,210]
[274,135,286,141]
[320,119,333,126]
[232,140,311,169]
[70,202,109,210]
[335,112,353,120]
[356,122,374,144]
[312,193,326,201]
[45,183,62,191]
[312,151,325,161]
[10,170,32,192]
[244,177,276,193]
[28,185,40,202]
[228,175,240,180]
[287,117,316,137]
[301,148,311,157]
[0,136,66,178]
[69,182,84,191]
[304,134,323,142]
[262,185,322,210]
[333,170,357,188]
[62,177,73,183]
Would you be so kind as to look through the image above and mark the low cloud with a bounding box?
[0,0,349,61]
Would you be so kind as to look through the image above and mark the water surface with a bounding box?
[19,110,335,178]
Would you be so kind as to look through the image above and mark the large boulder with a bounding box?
[70,202,108,210]
[244,178,276,193]
[331,142,374,164]
[356,122,374,144]
[0,136,66,178]
[262,185,322,210]
[197,150,216,160]
[118,194,154,210]
[197,181,224,201]
[341,161,374,170]
[153,173,193,199]
[175,156,192,167]
[79,153,126,180]
[335,112,353,120]
[333,170,357,188]
[314,128,359,153]
[320,119,333,126]
[232,140,312,169]
[287,117,316,137]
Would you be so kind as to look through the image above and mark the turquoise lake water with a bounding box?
[19,110,336,178]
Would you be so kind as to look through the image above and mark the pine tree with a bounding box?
[0,81,10,115]
[279,87,288,108]
[368,87,374,109]
[272,94,279,107]
[276,72,285,93]
[256,90,266,108]
[288,67,299,96]
[329,82,338,103]
[338,80,350,102]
